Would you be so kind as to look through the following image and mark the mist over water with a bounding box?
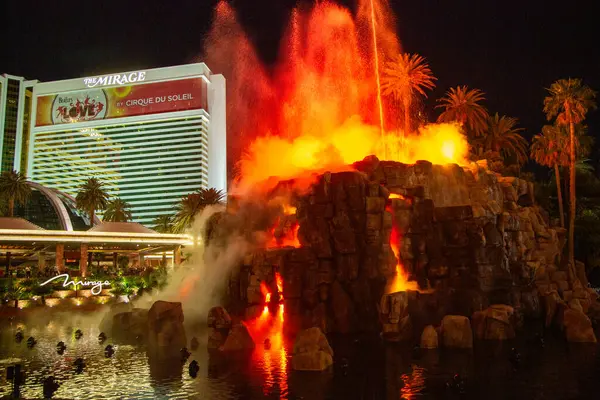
[134,204,253,326]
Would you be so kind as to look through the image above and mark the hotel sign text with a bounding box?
[84,71,147,88]
[40,274,111,295]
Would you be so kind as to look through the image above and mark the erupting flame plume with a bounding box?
[204,0,470,196]
[203,1,466,293]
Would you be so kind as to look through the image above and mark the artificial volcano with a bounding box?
[212,156,568,340]
[201,0,593,342]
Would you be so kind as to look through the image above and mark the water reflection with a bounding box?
[1,313,599,399]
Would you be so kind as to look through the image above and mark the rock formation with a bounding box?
[147,301,187,359]
[291,327,334,371]
[112,308,149,343]
[221,156,598,342]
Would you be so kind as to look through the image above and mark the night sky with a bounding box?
[3,0,599,171]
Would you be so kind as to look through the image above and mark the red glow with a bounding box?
[266,219,301,249]
[205,1,469,197]
[386,205,419,293]
[275,273,283,294]
[260,281,271,304]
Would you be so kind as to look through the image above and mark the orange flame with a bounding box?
[267,219,301,249]
[386,205,419,293]
[260,281,271,305]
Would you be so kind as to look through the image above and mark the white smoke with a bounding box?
[134,204,253,325]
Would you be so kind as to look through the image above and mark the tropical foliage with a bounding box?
[173,188,226,233]
[75,177,109,225]
[0,170,31,217]
[543,78,597,267]
[152,214,174,233]
[436,86,489,137]
[381,53,436,135]
[103,198,133,222]
[478,113,528,166]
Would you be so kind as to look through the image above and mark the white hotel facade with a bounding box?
[26,64,226,226]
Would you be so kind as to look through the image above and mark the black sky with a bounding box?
[3,0,599,167]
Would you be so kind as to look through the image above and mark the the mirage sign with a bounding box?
[35,78,207,126]
[83,71,147,88]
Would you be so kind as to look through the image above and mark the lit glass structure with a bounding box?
[27,64,227,226]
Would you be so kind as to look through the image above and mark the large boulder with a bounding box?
[208,329,227,350]
[112,308,149,342]
[207,306,232,330]
[440,315,473,349]
[99,302,133,333]
[420,325,439,349]
[147,301,187,358]
[563,309,597,343]
[292,327,334,371]
[220,323,255,352]
[472,304,516,340]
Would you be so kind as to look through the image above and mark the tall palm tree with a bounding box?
[152,214,174,267]
[0,170,31,217]
[75,177,109,226]
[531,125,569,228]
[173,188,226,233]
[381,53,436,136]
[103,198,133,222]
[543,78,597,267]
[482,113,528,165]
[436,86,489,137]
[0,170,31,276]
[152,214,174,233]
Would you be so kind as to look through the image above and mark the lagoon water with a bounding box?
[1,310,599,399]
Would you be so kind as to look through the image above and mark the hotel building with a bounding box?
[0,74,38,173]
[27,64,226,226]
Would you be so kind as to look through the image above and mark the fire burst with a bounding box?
[205,1,465,291]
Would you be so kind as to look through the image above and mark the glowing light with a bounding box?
[40,274,110,295]
[386,205,419,294]
[266,219,301,249]
[260,282,271,304]
[389,193,405,199]
[283,205,297,215]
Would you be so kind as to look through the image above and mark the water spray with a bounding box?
[370,0,386,159]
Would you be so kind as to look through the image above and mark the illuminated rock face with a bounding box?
[228,156,568,335]
[147,301,187,358]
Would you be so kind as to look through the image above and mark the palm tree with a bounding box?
[152,214,174,267]
[103,198,133,222]
[152,214,174,233]
[481,113,528,165]
[543,78,597,268]
[173,188,226,233]
[0,170,31,276]
[0,170,31,217]
[436,86,489,137]
[531,125,569,228]
[75,177,109,225]
[381,53,436,136]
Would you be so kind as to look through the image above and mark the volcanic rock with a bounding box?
[440,315,473,349]
[471,305,516,340]
[420,325,439,349]
[563,309,597,343]
[207,306,232,330]
[99,301,133,333]
[147,301,187,358]
[220,323,255,352]
[291,327,334,371]
[112,309,149,343]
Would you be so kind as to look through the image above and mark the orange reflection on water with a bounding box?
[246,306,288,398]
[400,365,427,399]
